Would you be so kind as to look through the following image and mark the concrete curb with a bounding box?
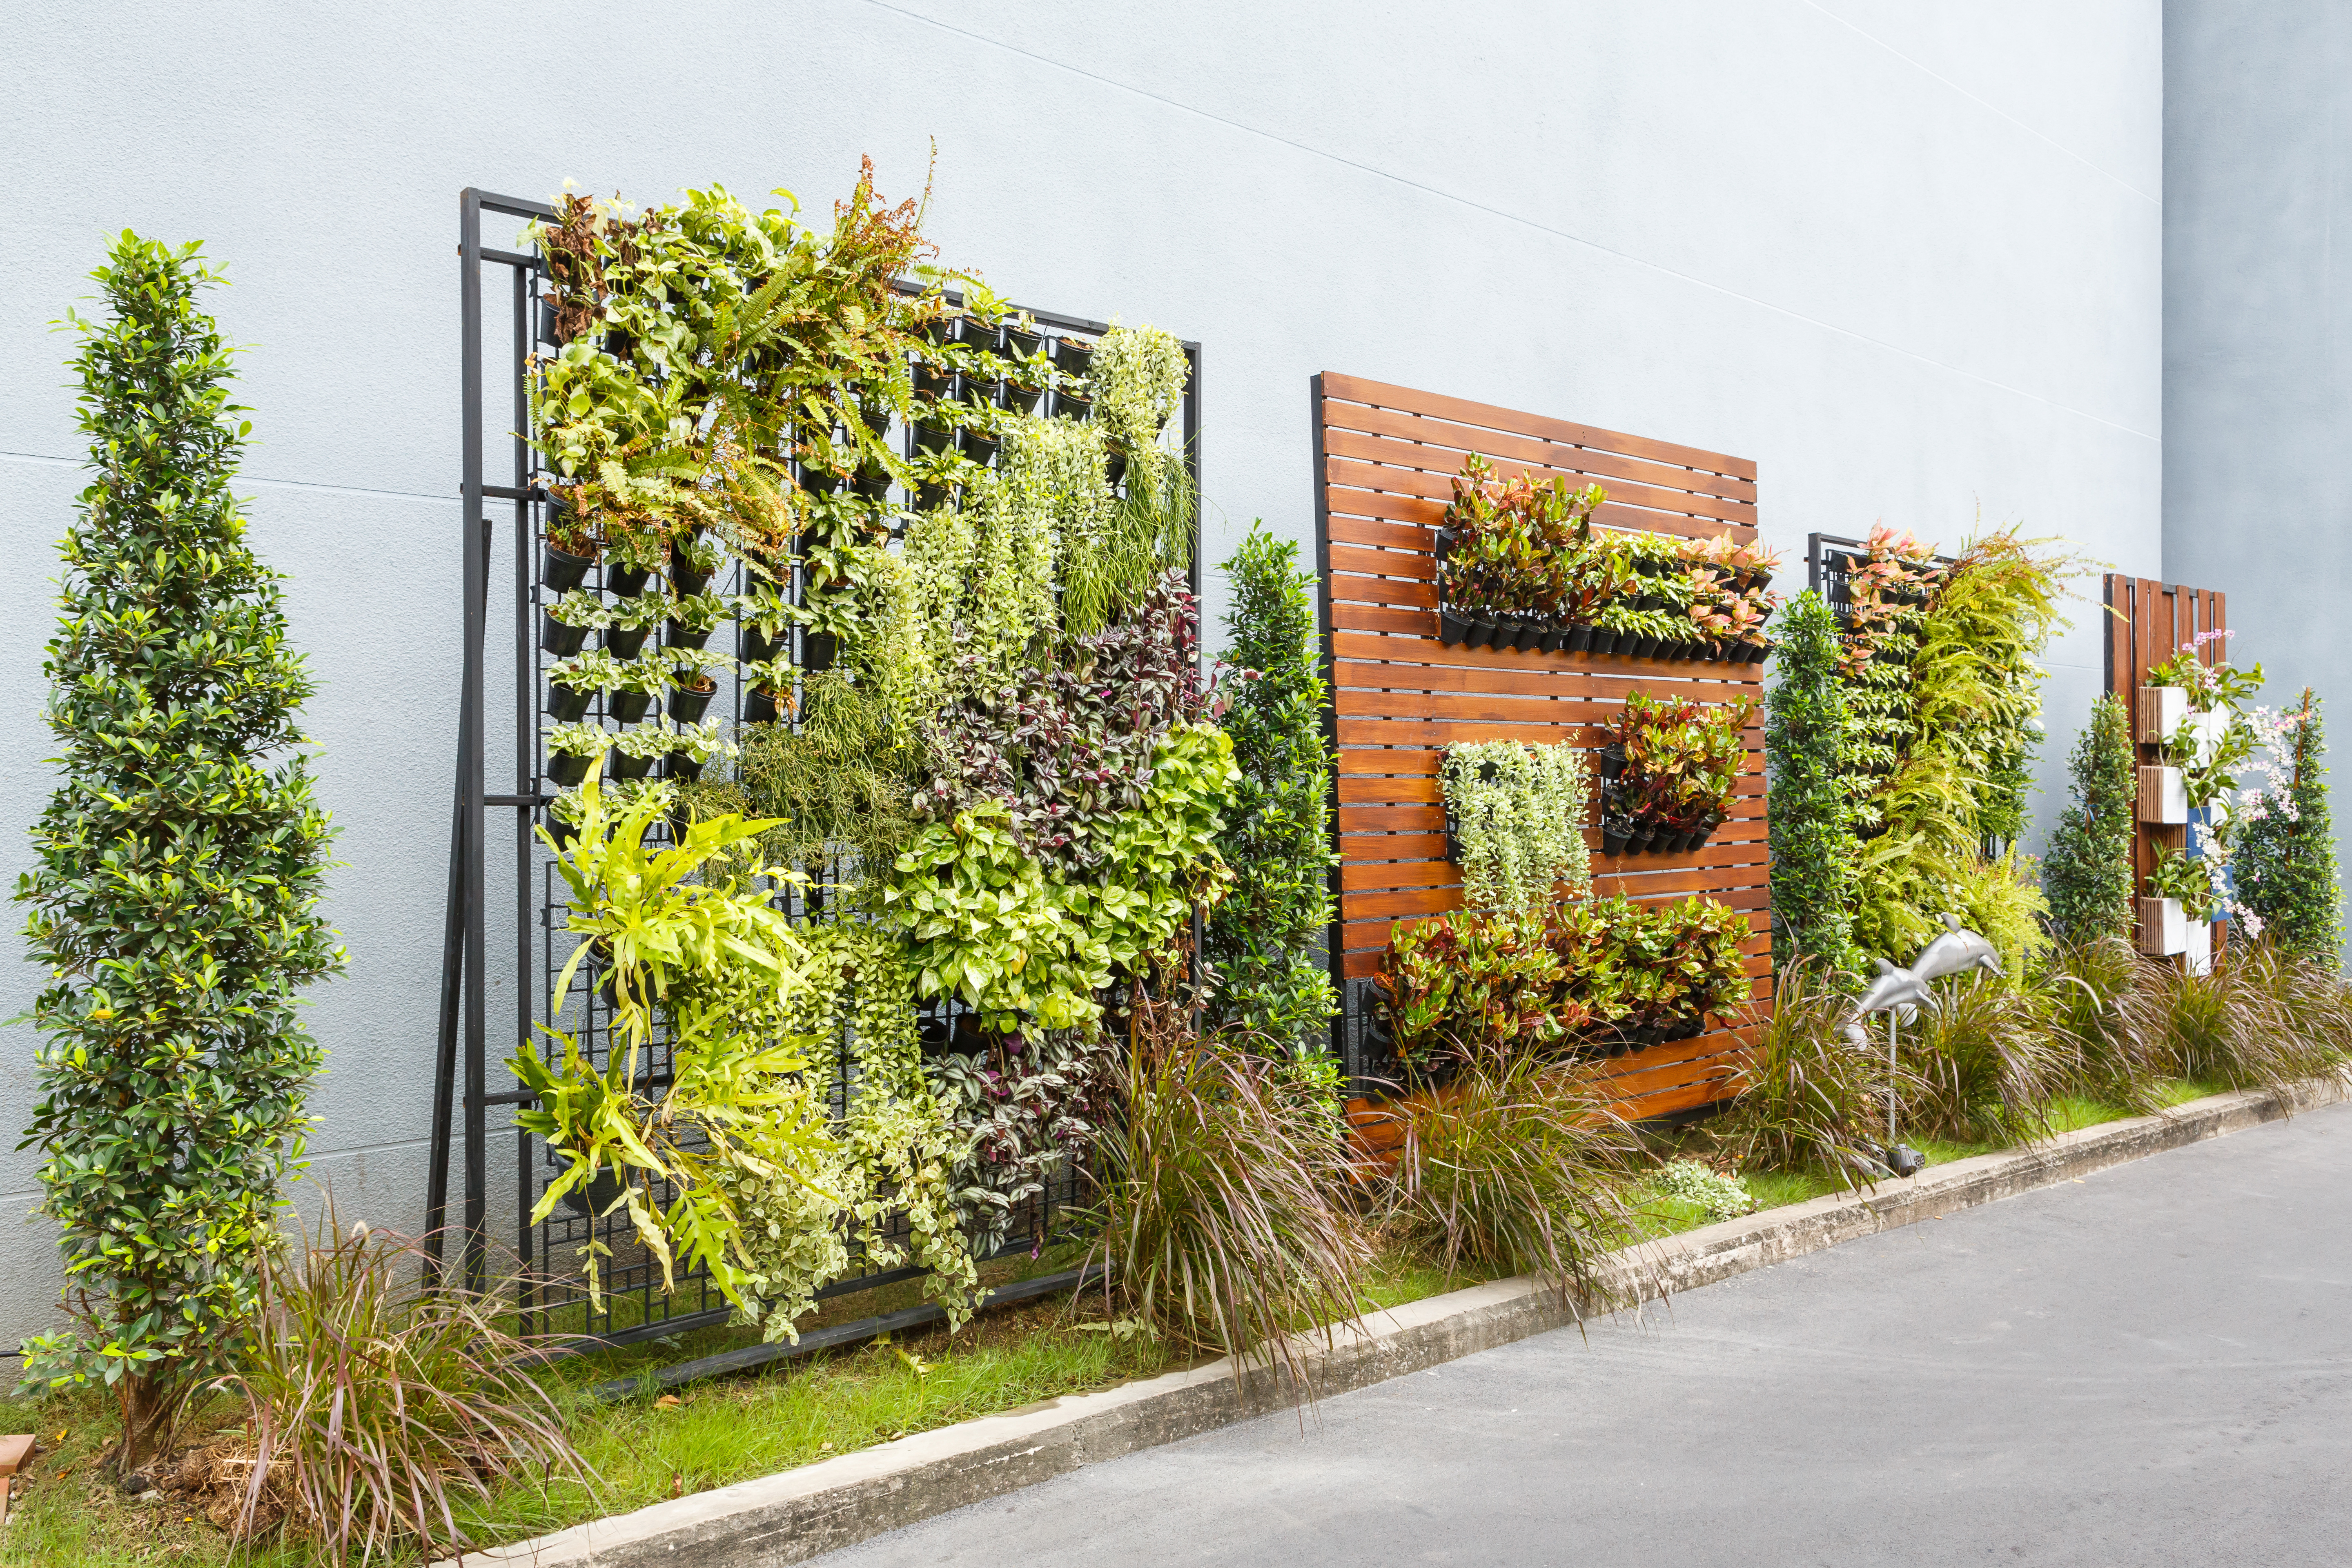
[463,1073,2349,1566]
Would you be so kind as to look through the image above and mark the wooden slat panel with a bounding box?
[1331,601,1437,638]
[1323,399,1760,505]
[1320,371,1757,480]
[1323,430,1759,527]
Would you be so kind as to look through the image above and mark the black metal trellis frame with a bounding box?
[426,187,1203,1351]
[1806,532,1959,628]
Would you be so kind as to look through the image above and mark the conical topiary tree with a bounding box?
[2042,693,2137,944]
[2238,688,2343,963]
[1764,590,1862,973]
[17,234,343,1465]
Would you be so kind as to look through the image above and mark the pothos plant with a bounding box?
[1441,739,1594,914]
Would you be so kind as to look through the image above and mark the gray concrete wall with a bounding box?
[2163,1,2352,939]
[0,0,2163,1356]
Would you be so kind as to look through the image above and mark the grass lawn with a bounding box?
[0,1081,2217,1566]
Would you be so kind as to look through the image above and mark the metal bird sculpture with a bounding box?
[1839,914,2001,1180]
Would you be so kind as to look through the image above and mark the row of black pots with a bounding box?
[546,676,718,727]
[1598,811,1724,858]
[540,544,713,601]
[1440,608,1772,665]
[541,614,721,662]
[545,745,708,790]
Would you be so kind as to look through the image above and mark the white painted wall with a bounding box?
[0,0,2163,1354]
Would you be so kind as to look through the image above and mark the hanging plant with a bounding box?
[1440,739,1594,913]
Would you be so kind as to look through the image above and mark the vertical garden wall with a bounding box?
[2103,574,2229,961]
[1312,374,1771,1120]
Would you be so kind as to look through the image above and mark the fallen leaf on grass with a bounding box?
[654,1394,683,1410]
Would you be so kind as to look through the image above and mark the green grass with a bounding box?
[0,1075,2235,1566]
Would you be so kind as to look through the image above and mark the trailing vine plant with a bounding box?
[1441,740,1594,914]
[16,236,346,1468]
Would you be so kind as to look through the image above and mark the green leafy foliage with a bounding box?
[2042,694,2136,944]
[2237,690,2344,961]
[1205,524,1339,1053]
[1764,591,1862,970]
[1442,739,1594,914]
[15,234,344,1463]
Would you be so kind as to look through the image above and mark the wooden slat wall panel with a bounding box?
[1314,373,1768,1122]
[2103,575,2229,955]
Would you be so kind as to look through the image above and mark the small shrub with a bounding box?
[1089,987,1371,1388]
[1713,959,1895,1185]
[2237,689,2344,962]
[1900,972,2069,1147]
[208,1218,588,1565]
[2042,694,2137,944]
[1376,1045,1643,1310]
[1650,1160,1756,1222]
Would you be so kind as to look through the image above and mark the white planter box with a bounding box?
[2138,897,2187,957]
[2138,684,2188,744]
[2185,709,2230,768]
[2185,919,2214,977]
[2138,764,2187,825]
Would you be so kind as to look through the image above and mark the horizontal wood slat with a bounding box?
[1315,373,1768,1114]
[1321,371,1757,481]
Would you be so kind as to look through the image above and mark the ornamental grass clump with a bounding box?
[1089,983,1371,1390]
[1713,959,1898,1186]
[17,233,345,1466]
[207,1217,588,1565]
[2038,935,2168,1115]
[1899,971,2069,1147]
[2134,938,2351,1094]
[1376,1045,1645,1311]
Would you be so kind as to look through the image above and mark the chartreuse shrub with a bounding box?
[1764,591,1861,971]
[15,234,343,1466]
[2042,694,2136,944]
[2237,689,2344,962]
[1206,523,1341,1054]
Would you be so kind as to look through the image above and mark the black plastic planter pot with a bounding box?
[913,363,951,400]
[542,541,594,594]
[668,753,705,782]
[1600,815,1633,856]
[1587,629,1619,657]
[914,421,956,457]
[610,691,651,724]
[744,686,781,725]
[1561,624,1591,653]
[962,431,1000,468]
[669,681,716,724]
[1001,384,1043,417]
[666,619,712,652]
[1106,450,1128,488]
[1439,608,1474,647]
[1624,824,1657,855]
[1055,390,1094,422]
[915,482,953,511]
[541,612,588,657]
[605,625,651,661]
[803,631,838,673]
[606,565,651,598]
[959,318,999,356]
[1464,617,1499,650]
[547,750,594,787]
[1053,337,1094,377]
[1537,626,1564,653]
[958,375,997,410]
[741,624,784,665]
[557,1168,626,1221]
[670,561,713,598]
[547,682,592,724]
[1596,743,1628,781]
[609,750,655,780]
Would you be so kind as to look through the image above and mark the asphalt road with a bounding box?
[812,1101,2352,1566]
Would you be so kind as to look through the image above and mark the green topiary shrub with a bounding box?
[2237,688,2344,962]
[2042,693,2136,944]
[1205,523,1339,1054]
[16,234,344,1464]
[1764,591,1861,971]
